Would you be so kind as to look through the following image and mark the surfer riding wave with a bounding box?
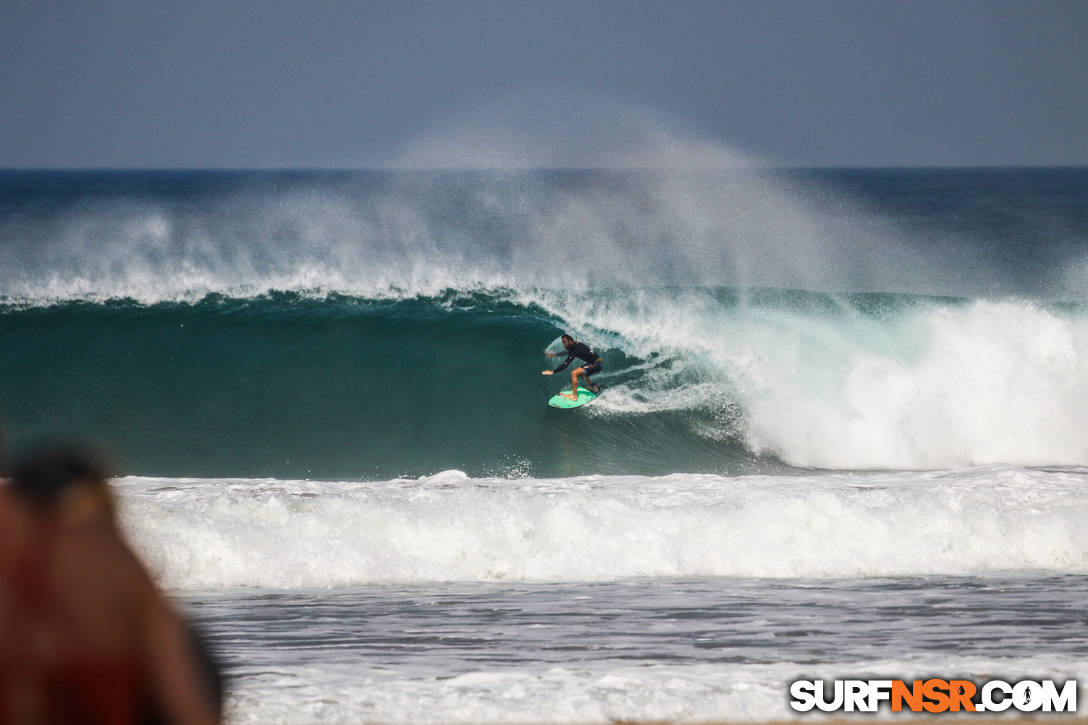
[543,334,602,400]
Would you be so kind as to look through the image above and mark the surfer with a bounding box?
[542,334,602,400]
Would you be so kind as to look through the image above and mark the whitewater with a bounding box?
[120,467,1088,588]
[2,166,1088,722]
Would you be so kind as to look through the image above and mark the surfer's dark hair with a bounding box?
[561,334,574,342]
[8,440,114,508]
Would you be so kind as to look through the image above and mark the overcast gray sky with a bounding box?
[2,0,1086,168]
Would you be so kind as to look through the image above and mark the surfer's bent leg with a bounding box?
[569,368,582,398]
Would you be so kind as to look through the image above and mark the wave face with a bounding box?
[3,290,1087,476]
[2,169,1088,476]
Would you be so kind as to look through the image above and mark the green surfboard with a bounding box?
[548,386,598,409]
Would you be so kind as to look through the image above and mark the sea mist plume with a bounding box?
[385,90,949,296]
[0,93,967,304]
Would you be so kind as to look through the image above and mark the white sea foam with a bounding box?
[116,467,1088,590]
[225,661,807,724]
[741,300,1088,469]
[224,656,1088,724]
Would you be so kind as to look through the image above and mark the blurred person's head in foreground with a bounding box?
[7,439,116,518]
[0,439,222,725]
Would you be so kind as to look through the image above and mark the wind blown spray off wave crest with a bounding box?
[5,165,1068,304]
[119,467,1088,589]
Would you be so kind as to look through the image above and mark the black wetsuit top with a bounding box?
[553,342,601,373]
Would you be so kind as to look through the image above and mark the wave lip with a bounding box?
[118,467,1088,589]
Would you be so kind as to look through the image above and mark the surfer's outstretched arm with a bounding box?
[551,354,575,374]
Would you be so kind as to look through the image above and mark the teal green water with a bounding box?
[0,291,761,477]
